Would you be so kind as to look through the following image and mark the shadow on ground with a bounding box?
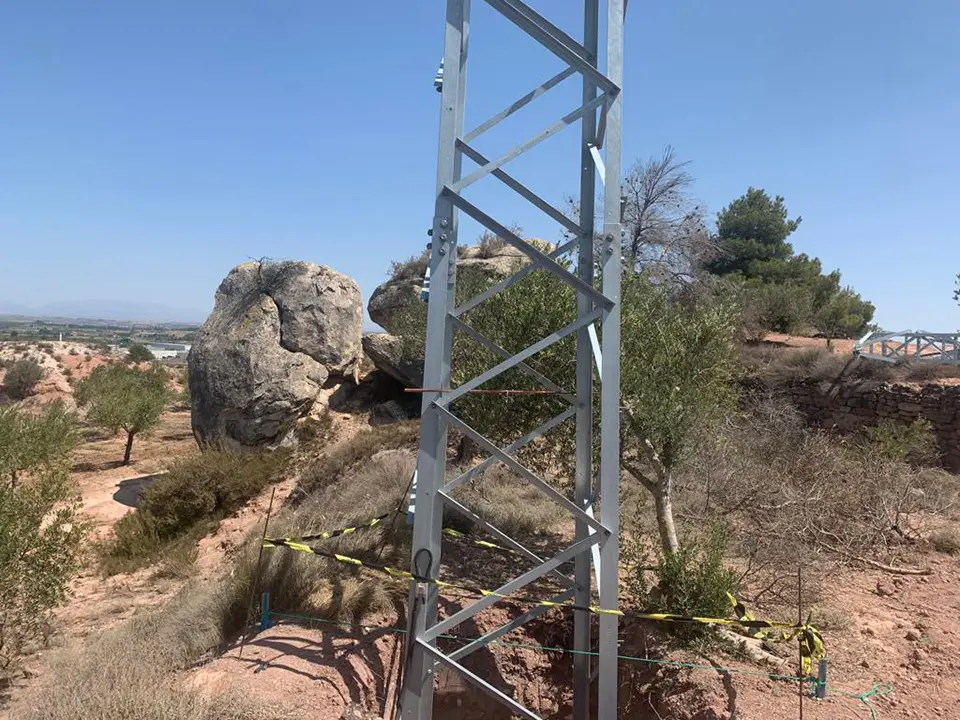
[113,473,166,508]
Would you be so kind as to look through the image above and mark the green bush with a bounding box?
[862,418,939,466]
[3,358,44,399]
[626,524,739,646]
[126,343,155,363]
[99,450,290,574]
[0,403,87,671]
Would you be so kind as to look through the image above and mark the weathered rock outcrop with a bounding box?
[367,242,545,335]
[361,332,423,388]
[189,260,363,451]
[364,239,552,385]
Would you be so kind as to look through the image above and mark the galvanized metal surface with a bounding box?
[401,1,623,718]
[854,330,960,365]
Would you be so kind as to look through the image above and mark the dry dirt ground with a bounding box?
[4,354,960,719]
[182,549,960,720]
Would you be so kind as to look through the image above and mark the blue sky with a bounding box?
[1,1,958,330]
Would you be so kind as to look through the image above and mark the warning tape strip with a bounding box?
[267,513,521,557]
[727,592,824,674]
[262,540,825,670]
[267,512,396,543]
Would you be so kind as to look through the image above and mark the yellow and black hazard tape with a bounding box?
[267,513,520,557]
[262,540,825,671]
[441,527,519,555]
[265,512,397,545]
[727,592,824,674]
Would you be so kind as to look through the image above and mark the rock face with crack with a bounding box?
[188,260,363,451]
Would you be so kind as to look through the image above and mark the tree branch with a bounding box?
[817,540,933,575]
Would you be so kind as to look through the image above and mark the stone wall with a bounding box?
[785,381,960,471]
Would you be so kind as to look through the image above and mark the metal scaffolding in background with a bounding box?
[400,0,623,718]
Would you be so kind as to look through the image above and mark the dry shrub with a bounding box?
[295,408,337,445]
[10,575,297,720]
[297,420,419,496]
[930,526,960,555]
[99,449,290,575]
[477,231,509,258]
[389,251,429,282]
[676,397,957,607]
[901,361,960,383]
[451,463,561,539]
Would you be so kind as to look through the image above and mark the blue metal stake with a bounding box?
[815,659,827,699]
[260,591,271,632]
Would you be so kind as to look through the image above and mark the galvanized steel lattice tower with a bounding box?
[401,1,623,718]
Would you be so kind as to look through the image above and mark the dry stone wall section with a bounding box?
[786,381,960,471]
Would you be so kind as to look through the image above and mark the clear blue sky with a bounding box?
[1,1,958,330]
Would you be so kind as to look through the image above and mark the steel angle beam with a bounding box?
[443,406,576,493]
[403,0,622,718]
[437,307,603,406]
[453,237,578,318]
[457,140,581,236]
[448,587,577,660]
[436,406,606,534]
[442,191,611,309]
[464,67,576,143]
[422,534,601,642]
[484,0,618,95]
[438,491,575,587]
[450,316,575,401]
[418,642,541,720]
[451,93,607,192]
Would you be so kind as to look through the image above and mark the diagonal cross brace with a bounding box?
[438,307,602,407]
[484,0,617,96]
[450,315,575,401]
[423,533,601,641]
[457,140,581,236]
[443,406,576,493]
[436,406,606,534]
[452,94,607,192]
[464,66,576,143]
[454,237,579,318]
[443,191,612,310]
[439,491,574,588]
[448,587,577,660]
[418,642,542,720]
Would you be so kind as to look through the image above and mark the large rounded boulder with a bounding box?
[189,260,363,451]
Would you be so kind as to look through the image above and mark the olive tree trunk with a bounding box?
[122,430,136,466]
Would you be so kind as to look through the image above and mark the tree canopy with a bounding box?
[0,403,87,669]
[126,343,155,363]
[706,187,874,337]
[75,364,170,465]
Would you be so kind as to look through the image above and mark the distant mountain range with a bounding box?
[0,300,207,324]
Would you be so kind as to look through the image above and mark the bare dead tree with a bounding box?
[621,146,717,284]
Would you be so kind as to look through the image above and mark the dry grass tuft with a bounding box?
[451,463,562,539]
[297,420,419,496]
[930,526,960,555]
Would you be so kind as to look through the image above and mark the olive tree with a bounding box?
[618,272,739,554]
[0,402,87,670]
[3,358,44,400]
[126,342,155,363]
[75,364,170,465]
[393,259,739,556]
